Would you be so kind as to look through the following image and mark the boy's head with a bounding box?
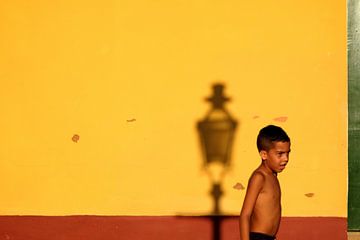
[257,125,290,152]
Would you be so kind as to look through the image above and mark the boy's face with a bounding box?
[260,141,291,173]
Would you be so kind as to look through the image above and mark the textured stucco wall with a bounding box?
[0,0,346,217]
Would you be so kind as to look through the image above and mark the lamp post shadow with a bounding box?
[197,83,239,240]
[211,183,223,240]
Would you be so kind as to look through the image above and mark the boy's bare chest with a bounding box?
[261,176,281,200]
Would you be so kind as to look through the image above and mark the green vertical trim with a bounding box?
[348,0,360,231]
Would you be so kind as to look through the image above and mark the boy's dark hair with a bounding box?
[257,125,290,152]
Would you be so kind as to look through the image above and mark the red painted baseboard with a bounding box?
[0,216,347,240]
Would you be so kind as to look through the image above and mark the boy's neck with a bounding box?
[261,160,278,176]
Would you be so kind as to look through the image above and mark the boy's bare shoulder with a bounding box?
[248,169,266,187]
[251,168,267,180]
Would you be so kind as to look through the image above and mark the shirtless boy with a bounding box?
[239,125,291,240]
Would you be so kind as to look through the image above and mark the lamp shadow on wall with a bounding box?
[196,83,239,240]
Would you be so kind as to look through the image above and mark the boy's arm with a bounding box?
[239,172,265,240]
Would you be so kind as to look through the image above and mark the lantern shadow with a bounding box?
[196,83,239,240]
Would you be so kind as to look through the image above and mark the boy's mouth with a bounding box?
[280,163,287,169]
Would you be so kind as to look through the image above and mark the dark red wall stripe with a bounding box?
[0,216,347,240]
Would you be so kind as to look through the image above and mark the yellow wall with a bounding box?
[0,0,346,216]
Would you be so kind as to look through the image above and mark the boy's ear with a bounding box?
[260,150,267,160]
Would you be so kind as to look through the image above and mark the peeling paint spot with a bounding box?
[305,193,315,198]
[273,116,288,122]
[72,134,80,143]
[127,119,136,122]
[233,182,245,190]
[253,116,260,119]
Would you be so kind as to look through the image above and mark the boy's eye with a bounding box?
[277,152,288,157]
